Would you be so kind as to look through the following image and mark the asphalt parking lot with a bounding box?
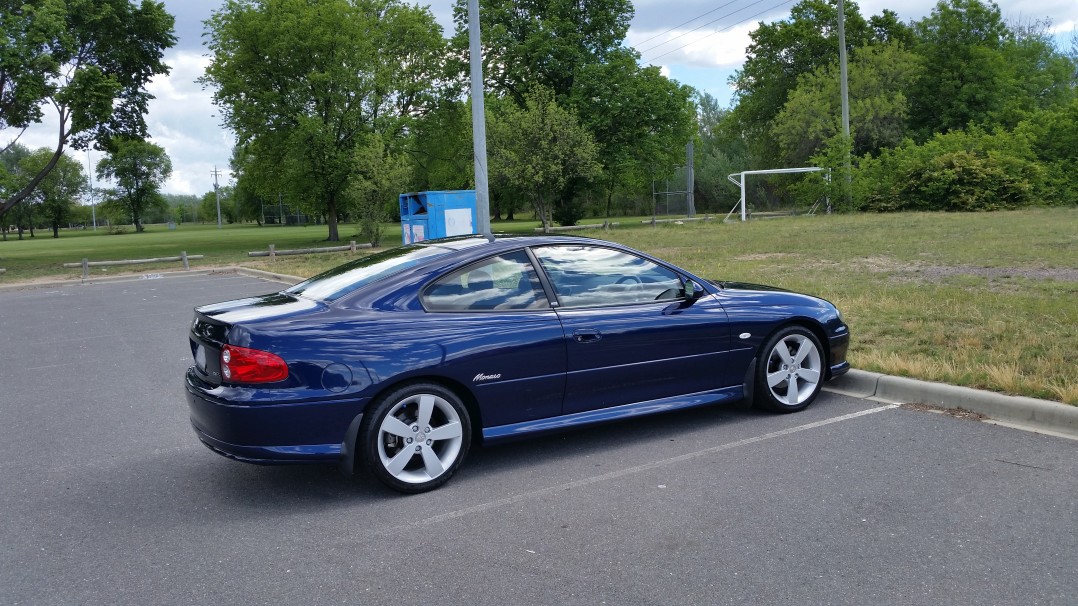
[0,272,1075,605]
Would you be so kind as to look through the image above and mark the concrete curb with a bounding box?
[0,265,305,292]
[825,369,1078,439]
[0,268,219,292]
[230,266,304,285]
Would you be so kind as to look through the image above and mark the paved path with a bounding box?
[1,274,1074,605]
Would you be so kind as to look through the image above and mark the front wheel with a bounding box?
[359,383,471,493]
[753,326,825,413]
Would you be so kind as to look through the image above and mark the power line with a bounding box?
[642,0,796,64]
[637,0,772,55]
[634,0,744,48]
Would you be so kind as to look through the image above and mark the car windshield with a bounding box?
[285,244,448,302]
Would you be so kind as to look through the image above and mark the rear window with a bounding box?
[285,245,448,302]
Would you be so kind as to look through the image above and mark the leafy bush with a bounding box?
[552,198,585,226]
[1015,99,1078,205]
[850,128,1045,211]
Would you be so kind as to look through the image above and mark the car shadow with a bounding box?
[73,396,827,526]
[461,396,768,479]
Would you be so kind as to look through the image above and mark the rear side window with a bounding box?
[286,245,447,302]
[422,250,550,312]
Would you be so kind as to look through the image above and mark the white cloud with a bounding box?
[632,22,757,69]
[144,50,234,195]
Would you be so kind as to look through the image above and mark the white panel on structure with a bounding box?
[444,208,474,237]
[411,224,426,243]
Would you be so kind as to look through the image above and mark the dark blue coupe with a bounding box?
[186,234,849,493]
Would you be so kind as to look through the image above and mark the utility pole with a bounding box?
[467,0,492,237]
[211,166,223,229]
[837,0,851,208]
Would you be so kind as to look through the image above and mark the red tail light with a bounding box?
[221,345,289,384]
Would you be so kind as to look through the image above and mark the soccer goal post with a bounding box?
[725,167,830,222]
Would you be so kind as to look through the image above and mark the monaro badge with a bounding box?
[473,373,502,382]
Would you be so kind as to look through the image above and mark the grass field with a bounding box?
[2,208,1075,404]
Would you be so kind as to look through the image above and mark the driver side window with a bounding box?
[532,245,683,308]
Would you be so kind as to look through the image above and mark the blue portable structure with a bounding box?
[400,190,478,245]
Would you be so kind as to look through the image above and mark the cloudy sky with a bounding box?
[13,0,1078,197]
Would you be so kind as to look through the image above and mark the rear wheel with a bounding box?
[359,383,471,494]
[754,326,824,413]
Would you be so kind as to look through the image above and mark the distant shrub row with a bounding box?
[849,100,1077,211]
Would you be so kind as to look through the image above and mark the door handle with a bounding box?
[573,329,602,343]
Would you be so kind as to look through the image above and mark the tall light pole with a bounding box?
[211,166,223,228]
[837,0,851,208]
[467,0,492,237]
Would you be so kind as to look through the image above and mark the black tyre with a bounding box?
[753,326,825,413]
[359,382,471,494]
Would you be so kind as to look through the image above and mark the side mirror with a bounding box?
[683,279,705,300]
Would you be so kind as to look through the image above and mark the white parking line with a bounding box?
[384,404,901,534]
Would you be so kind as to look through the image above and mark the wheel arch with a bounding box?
[341,374,484,476]
[760,318,832,378]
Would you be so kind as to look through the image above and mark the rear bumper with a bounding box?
[186,367,367,464]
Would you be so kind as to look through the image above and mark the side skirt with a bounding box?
[483,386,743,442]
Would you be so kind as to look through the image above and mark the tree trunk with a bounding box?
[52,222,59,238]
[536,192,549,233]
[605,187,614,228]
[326,195,340,241]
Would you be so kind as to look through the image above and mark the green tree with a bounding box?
[0,0,175,215]
[453,0,695,221]
[572,54,696,221]
[349,133,411,247]
[487,89,600,230]
[908,0,1007,138]
[693,95,745,213]
[199,191,219,225]
[19,148,86,237]
[162,193,200,223]
[0,142,32,239]
[729,0,873,167]
[406,100,473,193]
[95,139,171,232]
[453,0,634,106]
[772,42,922,164]
[203,0,446,242]
[1016,98,1078,203]
[994,21,1077,124]
[230,146,266,225]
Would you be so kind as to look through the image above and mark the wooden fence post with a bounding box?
[82,258,89,279]
[181,250,189,270]
[269,244,276,261]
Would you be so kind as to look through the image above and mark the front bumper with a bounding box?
[185,367,367,464]
[828,330,851,380]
